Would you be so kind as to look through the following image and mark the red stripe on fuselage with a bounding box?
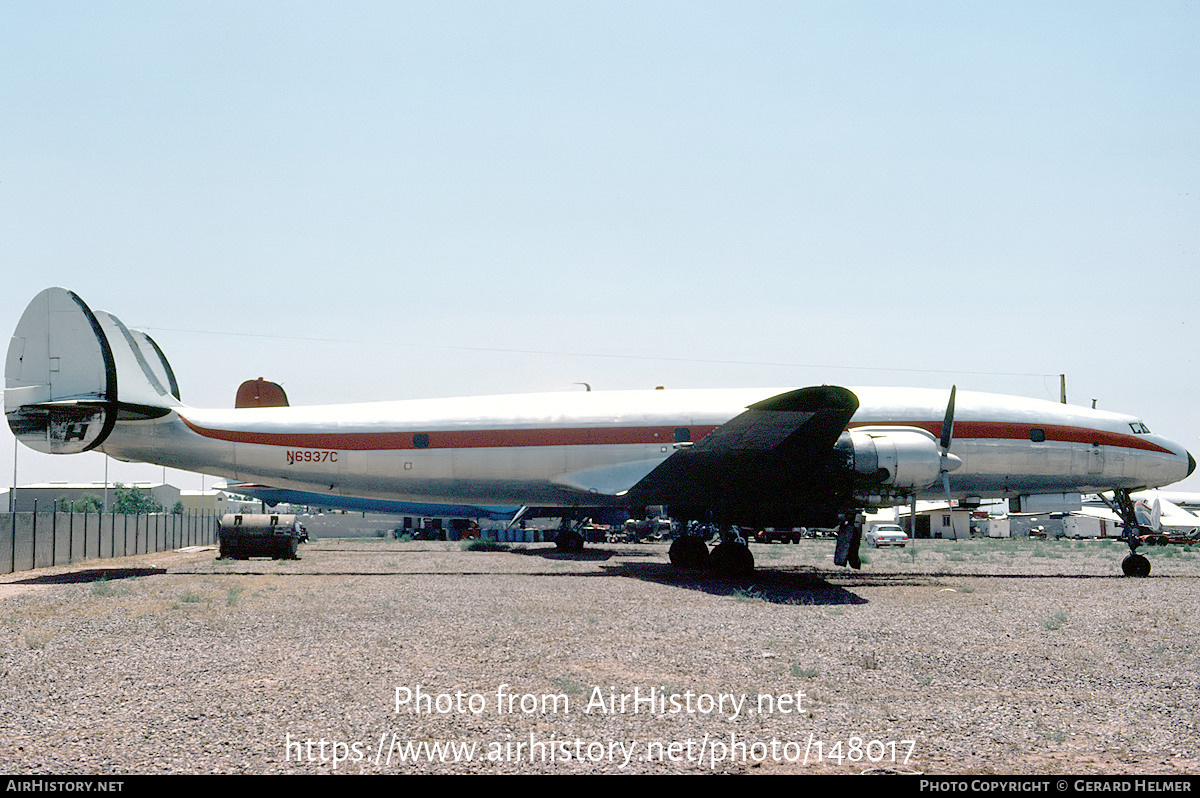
[847,420,1174,455]
[178,414,1173,455]
[179,415,721,450]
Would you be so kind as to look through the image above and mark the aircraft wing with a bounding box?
[624,385,859,513]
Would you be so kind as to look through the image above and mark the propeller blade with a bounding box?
[940,385,957,451]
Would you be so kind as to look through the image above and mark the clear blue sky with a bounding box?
[3,1,1198,492]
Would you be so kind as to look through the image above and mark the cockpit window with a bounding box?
[1129,422,1151,434]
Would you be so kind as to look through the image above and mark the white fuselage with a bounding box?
[97,386,1193,510]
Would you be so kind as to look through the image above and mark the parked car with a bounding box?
[865,523,908,548]
[754,527,804,544]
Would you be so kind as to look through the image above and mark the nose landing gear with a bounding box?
[1121,552,1151,578]
[1107,489,1152,578]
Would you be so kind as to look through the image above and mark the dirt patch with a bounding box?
[2,538,1198,774]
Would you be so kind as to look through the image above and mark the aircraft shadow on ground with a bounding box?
[601,560,870,605]
[146,544,862,605]
[511,545,654,562]
[50,545,1181,605]
[187,558,871,605]
[511,545,867,603]
[7,567,167,585]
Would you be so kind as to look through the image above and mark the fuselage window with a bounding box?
[1029,429,1046,442]
[413,433,430,448]
[673,427,691,443]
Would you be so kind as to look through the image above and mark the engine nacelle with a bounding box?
[838,427,948,493]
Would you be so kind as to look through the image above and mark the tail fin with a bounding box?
[1133,497,1163,533]
[235,378,289,408]
[5,287,181,454]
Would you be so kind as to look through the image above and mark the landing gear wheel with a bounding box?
[708,541,755,578]
[1122,553,1151,578]
[669,536,710,569]
[555,530,584,553]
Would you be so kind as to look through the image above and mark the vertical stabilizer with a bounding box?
[5,288,117,453]
[93,310,181,410]
[131,329,181,401]
[5,288,182,454]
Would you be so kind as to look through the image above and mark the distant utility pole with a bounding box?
[1060,374,1067,405]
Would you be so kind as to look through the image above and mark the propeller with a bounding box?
[938,386,964,539]
[940,385,956,452]
[842,386,962,565]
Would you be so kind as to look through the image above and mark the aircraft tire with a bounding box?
[669,536,710,569]
[709,541,755,578]
[1122,554,1151,577]
[555,530,584,553]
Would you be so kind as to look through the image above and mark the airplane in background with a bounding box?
[1131,493,1200,538]
[5,287,1195,576]
[1086,490,1200,540]
[1133,490,1200,514]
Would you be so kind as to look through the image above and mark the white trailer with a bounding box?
[1061,514,1112,539]
[982,516,1011,538]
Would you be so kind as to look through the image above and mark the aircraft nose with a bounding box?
[1189,451,1196,478]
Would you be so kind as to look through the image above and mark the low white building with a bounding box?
[3,482,180,513]
[896,502,974,540]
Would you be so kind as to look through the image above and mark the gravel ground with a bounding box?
[1,536,1198,775]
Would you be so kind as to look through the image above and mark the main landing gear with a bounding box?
[553,516,586,553]
[709,538,755,577]
[668,525,755,578]
[669,535,710,569]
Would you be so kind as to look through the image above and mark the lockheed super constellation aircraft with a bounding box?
[5,288,1194,576]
